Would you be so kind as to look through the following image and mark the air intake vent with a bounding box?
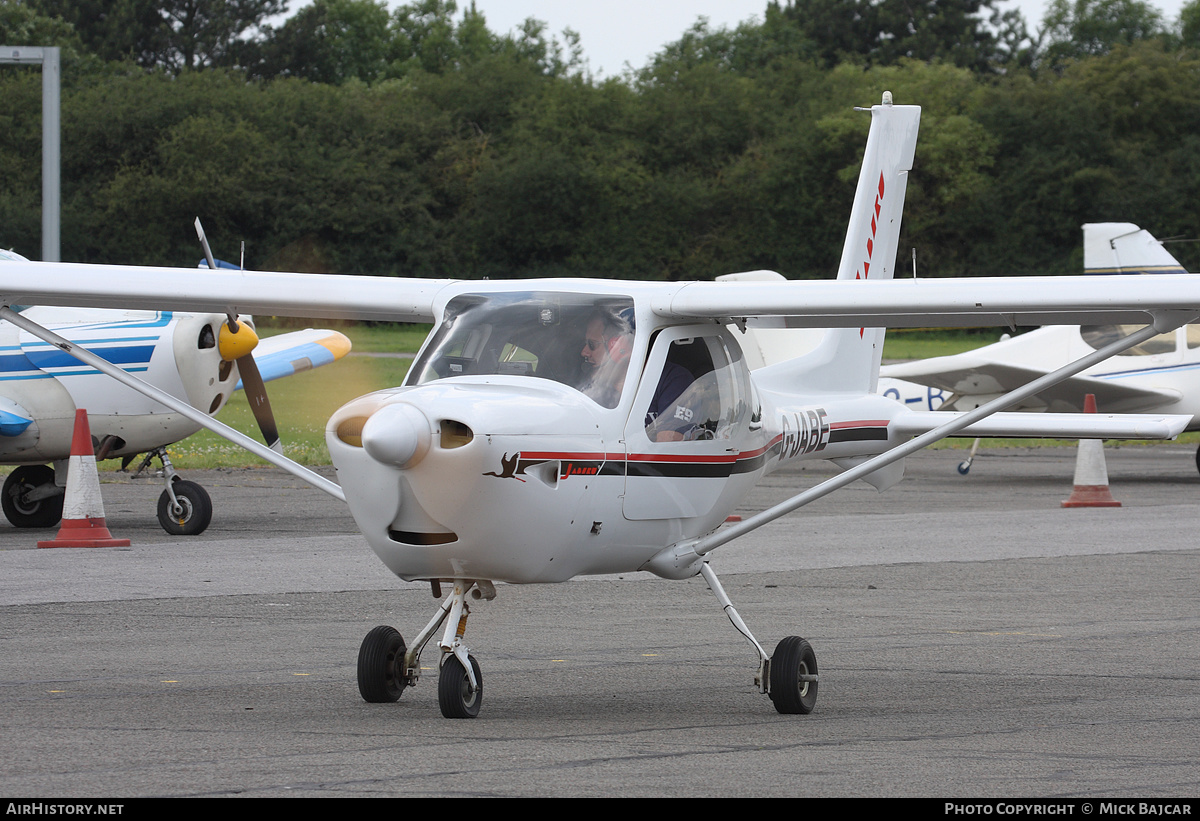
[440,420,473,449]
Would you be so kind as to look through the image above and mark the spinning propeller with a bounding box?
[195,218,283,454]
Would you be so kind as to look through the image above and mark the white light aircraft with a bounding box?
[2,94,1198,719]
[881,223,1200,474]
[0,245,351,535]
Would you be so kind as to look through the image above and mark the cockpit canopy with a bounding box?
[408,292,637,407]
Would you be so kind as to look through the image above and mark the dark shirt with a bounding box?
[645,361,696,433]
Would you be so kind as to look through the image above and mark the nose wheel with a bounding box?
[357,625,408,703]
[438,652,483,718]
[134,447,213,535]
[357,579,495,718]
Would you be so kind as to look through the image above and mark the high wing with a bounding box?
[2,263,1200,330]
[0,262,454,323]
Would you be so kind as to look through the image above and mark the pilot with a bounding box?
[579,310,703,441]
[579,311,633,409]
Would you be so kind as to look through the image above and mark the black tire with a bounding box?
[357,625,408,703]
[957,461,971,475]
[2,465,63,528]
[156,480,212,536]
[1194,443,1199,477]
[438,653,482,719]
[769,636,818,715]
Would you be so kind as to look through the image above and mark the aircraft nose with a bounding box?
[360,403,432,468]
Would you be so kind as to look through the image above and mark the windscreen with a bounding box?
[408,292,637,408]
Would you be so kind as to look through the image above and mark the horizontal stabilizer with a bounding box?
[893,410,1189,440]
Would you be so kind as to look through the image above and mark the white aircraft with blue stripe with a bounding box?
[0,247,350,534]
[880,223,1200,473]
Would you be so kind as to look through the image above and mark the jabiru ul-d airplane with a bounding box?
[880,222,1200,475]
[0,233,351,536]
[1,93,1197,719]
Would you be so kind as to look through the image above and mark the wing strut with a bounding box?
[646,312,1196,579]
[0,306,345,502]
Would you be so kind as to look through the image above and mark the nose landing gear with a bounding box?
[133,447,213,535]
[357,579,495,719]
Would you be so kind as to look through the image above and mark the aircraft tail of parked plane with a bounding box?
[1084,223,1189,276]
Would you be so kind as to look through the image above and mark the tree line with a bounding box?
[2,0,1199,280]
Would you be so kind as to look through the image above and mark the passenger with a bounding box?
[644,361,696,441]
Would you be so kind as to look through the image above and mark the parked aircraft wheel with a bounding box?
[2,465,63,528]
[769,636,818,715]
[357,625,407,703]
[1194,444,1199,477]
[957,461,971,475]
[438,653,482,719]
[156,480,212,536]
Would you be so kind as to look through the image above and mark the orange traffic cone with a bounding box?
[1061,394,1121,508]
[38,409,131,548]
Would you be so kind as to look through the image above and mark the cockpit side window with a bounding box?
[644,334,747,443]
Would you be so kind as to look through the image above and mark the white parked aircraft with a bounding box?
[1,94,1197,719]
[881,223,1200,473]
[0,246,351,535]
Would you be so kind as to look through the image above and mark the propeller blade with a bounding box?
[236,352,282,454]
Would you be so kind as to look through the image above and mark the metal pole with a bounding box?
[41,47,60,262]
[0,46,60,262]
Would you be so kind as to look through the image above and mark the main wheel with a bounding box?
[156,479,212,535]
[769,636,818,715]
[358,625,408,703]
[2,465,63,528]
[438,653,482,719]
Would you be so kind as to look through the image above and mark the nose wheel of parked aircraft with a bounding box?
[133,447,213,535]
[156,477,212,536]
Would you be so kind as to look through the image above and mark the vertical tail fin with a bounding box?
[1083,223,1187,275]
[760,93,920,395]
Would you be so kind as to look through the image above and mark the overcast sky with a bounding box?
[457,0,1193,77]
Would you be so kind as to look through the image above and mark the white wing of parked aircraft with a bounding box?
[880,223,1200,472]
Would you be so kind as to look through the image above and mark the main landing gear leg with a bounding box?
[356,578,496,719]
[700,562,819,715]
[958,438,982,475]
